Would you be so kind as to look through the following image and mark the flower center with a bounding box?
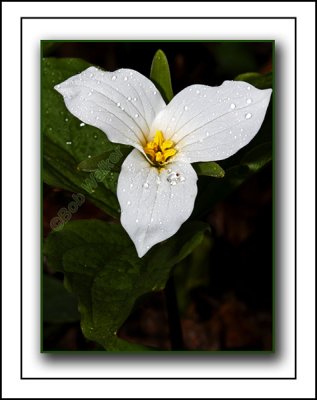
[143,130,177,167]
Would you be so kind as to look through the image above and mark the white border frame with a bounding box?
[2,2,315,399]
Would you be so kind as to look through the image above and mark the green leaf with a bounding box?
[77,145,131,173]
[42,57,131,218]
[193,161,225,178]
[150,49,174,102]
[44,219,209,350]
[241,142,272,172]
[234,72,272,89]
[43,275,80,323]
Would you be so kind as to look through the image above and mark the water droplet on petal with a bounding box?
[111,75,117,81]
[124,76,128,81]
[167,171,185,185]
[116,102,121,107]
[135,113,139,118]
[246,98,252,104]
[184,105,189,111]
[245,112,252,119]
[196,90,200,94]
[143,182,149,189]
[153,90,157,95]
[135,219,139,223]
[127,201,131,206]
[230,103,236,109]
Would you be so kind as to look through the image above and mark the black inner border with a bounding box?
[20,16,297,381]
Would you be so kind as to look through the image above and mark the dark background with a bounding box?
[43,41,273,351]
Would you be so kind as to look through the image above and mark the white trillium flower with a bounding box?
[55,67,272,257]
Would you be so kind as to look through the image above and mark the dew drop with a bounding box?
[135,113,139,118]
[230,103,236,109]
[247,86,251,90]
[135,219,139,223]
[184,105,189,111]
[65,118,69,122]
[127,96,132,101]
[167,171,185,185]
[196,90,200,94]
[245,112,252,119]
[111,75,117,81]
[153,90,157,95]
[133,97,137,102]
[206,131,210,137]
[130,183,133,188]
[80,122,85,127]
[88,155,91,159]
[116,102,121,107]
[143,182,149,189]
[66,141,72,145]
[127,200,131,206]
[246,98,252,104]
[123,76,128,81]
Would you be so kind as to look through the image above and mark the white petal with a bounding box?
[150,81,272,163]
[117,149,198,257]
[55,67,166,150]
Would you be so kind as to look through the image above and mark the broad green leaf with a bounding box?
[42,57,132,218]
[150,49,174,103]
[43,275,80,323]
[234,72,272,90]
[77,145,131,173]
[44,219,209,350]
[193,161,225,178]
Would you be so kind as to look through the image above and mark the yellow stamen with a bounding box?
[144,130,177,167]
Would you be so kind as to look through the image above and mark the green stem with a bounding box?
[165,275,184,350]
